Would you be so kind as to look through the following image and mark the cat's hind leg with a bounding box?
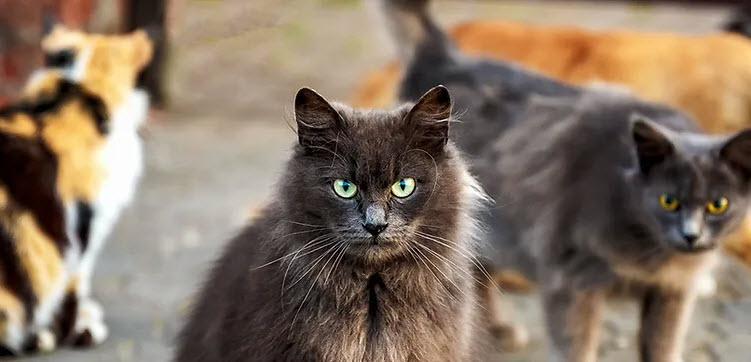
[477,268,529,351]
[0,290,29,355]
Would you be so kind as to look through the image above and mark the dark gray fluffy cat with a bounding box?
[175,86,490,361]
[383,0,751,361]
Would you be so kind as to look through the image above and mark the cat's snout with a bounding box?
[363,222,388,236]
[364,204,388,236]
[681,232,699,246]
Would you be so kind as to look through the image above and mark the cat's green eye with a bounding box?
[706,197,729,214]
[333,179,357,198]
[658,193,679,211]
[391,177,416,198]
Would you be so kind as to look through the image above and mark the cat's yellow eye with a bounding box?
[658,193,679,211]
[706,197,729,214]
[333,179,357,198]
[391,177,416,198]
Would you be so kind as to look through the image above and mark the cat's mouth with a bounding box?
[669,242,716,254]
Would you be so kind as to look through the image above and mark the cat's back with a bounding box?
[496,90,696,225]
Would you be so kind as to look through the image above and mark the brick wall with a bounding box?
[0,0,96,106]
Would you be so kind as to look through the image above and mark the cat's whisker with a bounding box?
[290,240,345,330]
[410,242,475,305]
[411,240,488,288]
[405,148,439,207]
[283,220,326,228]
[306,145,347,165]
[415,231,504,295]
[281,237,338,299]
[411,241,490,313]
[277,228,328,239]
[252,233,333,271]
[324,242,349,286]
[285,239,341,292]
[406,243,456,303]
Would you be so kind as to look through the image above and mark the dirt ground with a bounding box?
[27,1,751,361]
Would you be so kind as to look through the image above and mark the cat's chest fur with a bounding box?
[611,248,718,291]
[263,262,476,362]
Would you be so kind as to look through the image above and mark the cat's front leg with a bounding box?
[639,286,695,362]
[541,286,604,362]
[71,297,108,347]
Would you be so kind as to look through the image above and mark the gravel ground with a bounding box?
[25,1,751,361]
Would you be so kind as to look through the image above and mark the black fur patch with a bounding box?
[21,333,38,354]
[54,292,78,344]
[366,273,386,340]
[44,49,75,68]
[75,202,94,251]
[0,344,15,356]
[0,78,110,135]
[0,226,36,325]
[73,330,94,348]
[0,133,67,252]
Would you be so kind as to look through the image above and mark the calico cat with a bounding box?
[176,86,489,361]
[381,0,751,361]
[0,26,152,354]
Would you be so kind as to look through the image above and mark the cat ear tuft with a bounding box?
[294,88,344,148]
[630,114,674,174]
[405,85,452,150]
[720,128,751,179]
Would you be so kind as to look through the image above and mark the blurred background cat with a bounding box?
[0,26,151,355]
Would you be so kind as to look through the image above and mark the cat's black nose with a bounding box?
[363,222,388,236]
[682,233,699,246]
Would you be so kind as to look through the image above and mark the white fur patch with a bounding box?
[1,311,25,353]
[36,329,56,353]
[74,298,108,345]
[695,273,718,298]
[68,46,92,82]
[78,89,148,297]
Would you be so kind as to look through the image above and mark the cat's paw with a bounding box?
[73,298,108,347]
[35,329,57,353]
[489,322,529,352]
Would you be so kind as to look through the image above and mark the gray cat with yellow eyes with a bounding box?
[382,0,751,361]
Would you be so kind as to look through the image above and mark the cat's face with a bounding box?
[632,117,751,252]
[285,86,474,265]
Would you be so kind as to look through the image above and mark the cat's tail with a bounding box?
[724,4,751,39]
[377,0,453,66]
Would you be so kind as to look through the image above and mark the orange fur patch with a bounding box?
[40,26,153,111]
[0,209,63,302]
[0,114,38,138]
[40,100,104,203]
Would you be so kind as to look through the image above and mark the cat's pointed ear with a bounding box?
[294,88,344,148]
[720,129,751,179]
[405,85,452,151]
[631,114,674,174]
